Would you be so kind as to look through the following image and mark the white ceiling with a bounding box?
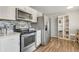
[31,6,79,15]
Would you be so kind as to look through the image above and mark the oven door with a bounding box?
[21,33,36,52]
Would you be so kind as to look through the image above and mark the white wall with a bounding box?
[50,16,58,37]
[50,11,79,37]
[68,11,79,34]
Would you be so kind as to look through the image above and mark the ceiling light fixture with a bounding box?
[67,6,74,9]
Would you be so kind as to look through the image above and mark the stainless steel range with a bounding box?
[13,26,36,52]
[20,31,36,52]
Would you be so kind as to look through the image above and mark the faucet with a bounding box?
[4,24,7,35]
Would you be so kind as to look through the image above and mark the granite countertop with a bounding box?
[0,32,20,38]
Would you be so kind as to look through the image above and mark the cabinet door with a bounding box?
[25,6,37,22]
[16,6,26,11]
[25,6,32,14]
[7,6,16,20]
[0,7,8,19]
[1,35,20,52]
[32,11,37,22]
[0,6,16,20]
[36,30,41,47]
[0,37,9,52]
[37,11,42,17]
[31,9,37,22]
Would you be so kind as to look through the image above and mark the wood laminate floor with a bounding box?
[35,38,79,52]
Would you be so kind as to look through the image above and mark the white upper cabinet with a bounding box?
[31,8,37,22]
[37,11,43,17]
[0,6,16,20]
[25,6,32,14]
[0,6,38,22]
[25,6,38,22]
[15,6,26,12]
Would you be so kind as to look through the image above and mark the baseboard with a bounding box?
[51,36,57,37]
[51,36,58,39]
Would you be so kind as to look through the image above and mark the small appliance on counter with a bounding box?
[0,22,14,36]
[0,25,7,36]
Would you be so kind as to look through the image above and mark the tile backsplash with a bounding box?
[0,20,31,30]
[0,21,14,29]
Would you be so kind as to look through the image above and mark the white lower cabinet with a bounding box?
[35,30,41,47]
[0,34,20,52]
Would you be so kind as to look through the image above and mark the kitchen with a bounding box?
[32,6,79,52]
[0,6,79,52]
[0,6,50,52]
[0,0,78,59]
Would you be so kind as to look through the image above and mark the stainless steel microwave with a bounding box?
[16,8,33,20]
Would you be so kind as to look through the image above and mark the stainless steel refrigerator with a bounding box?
[37,15,50,45]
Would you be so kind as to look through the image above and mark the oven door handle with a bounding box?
[22,33,36,37]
